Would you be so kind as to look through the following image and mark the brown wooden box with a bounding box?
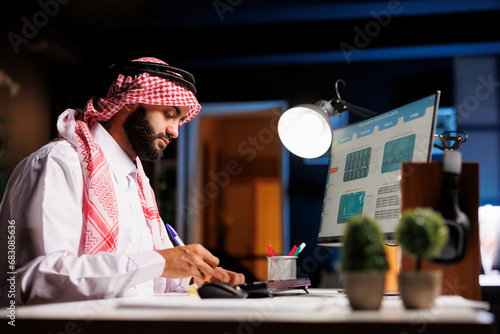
[399,162,481,300]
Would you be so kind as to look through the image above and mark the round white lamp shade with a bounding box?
[277,104,333,159]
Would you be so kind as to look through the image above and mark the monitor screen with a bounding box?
[317,93,440,246]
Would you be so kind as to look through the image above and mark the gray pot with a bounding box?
[343,271,386,310]
[398,271,442,309]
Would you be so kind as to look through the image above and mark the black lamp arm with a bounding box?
[342,100,378,118]
[329,79,378,119]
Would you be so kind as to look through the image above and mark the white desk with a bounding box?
[6,289,496,334]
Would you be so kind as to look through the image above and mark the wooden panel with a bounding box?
[254,178,282,280]
[400,162,481,300]
[384,245,400,293]
[222,177,282,281]
[224,180,255,256]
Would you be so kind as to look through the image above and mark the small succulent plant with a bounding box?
[341,215,388,272]
[395,207,449,271]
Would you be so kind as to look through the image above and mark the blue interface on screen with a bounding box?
[317,93,440,245]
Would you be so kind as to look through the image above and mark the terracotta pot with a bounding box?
[343,271,386,310]
[398,271,442,309]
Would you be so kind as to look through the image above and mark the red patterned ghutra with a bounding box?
[56,57,200,255]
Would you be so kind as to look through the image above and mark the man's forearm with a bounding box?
[17,250,164,305]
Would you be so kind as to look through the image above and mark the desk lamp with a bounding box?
[277,79,377,158]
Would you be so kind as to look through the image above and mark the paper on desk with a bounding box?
[434,296,490,310]
[117,294,336,312]
[379,295,490,311]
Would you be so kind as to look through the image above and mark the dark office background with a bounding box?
[1,0,500,321]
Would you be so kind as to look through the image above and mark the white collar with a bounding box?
[90,122,137,184]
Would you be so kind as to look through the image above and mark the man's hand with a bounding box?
[155,244,219,284]
[210,267,245,285]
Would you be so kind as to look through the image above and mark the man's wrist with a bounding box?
[128,250,165,283]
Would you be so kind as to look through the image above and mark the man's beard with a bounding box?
[123,105,171,162]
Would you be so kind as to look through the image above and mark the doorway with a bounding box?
[177,101,290,280]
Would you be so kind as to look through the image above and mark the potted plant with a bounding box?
[341,215,389,310]
[395,207,449,309]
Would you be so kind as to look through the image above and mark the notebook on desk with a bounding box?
[238,278,311,297]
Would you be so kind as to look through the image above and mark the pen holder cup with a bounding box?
[267,256,297,281]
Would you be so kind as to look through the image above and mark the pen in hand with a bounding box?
[166,223,185,246]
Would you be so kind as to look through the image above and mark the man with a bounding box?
[0,57,244,305]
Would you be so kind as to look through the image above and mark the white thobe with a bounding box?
[0,121,190,305]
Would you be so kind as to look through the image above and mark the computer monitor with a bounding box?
[317,92,440,246]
